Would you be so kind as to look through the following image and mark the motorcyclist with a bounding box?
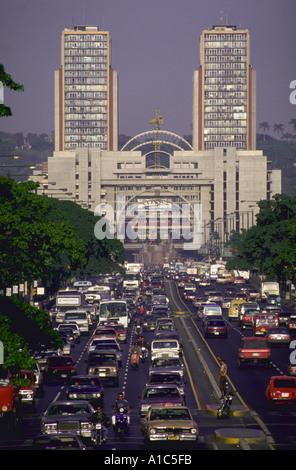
[89,405,110,442]
[137,334,148,360]
[130,341,141,367]
[112,392,131,425]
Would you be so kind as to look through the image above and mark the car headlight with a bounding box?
[69,393,78,399]
[94,393,101,398]
[81,421,91,430]
[191,428,197,434]
[44,423,58,432]
[149,428,156,435]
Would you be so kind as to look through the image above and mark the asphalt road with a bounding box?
[1,278,296,453]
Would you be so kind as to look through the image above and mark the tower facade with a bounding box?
[193,25,256,151]
[54,25,118,152]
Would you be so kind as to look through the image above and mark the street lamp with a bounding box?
[0,154,21,159]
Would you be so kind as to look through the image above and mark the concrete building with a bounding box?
[54,25,118,152]
[42,134,281,259]
[193,25,256,151]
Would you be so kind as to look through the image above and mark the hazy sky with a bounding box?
[1,0,296,139]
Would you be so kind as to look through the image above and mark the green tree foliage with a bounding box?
[0,176,86,290]
[0,296,62,373]
[226,194,296,284]
[0,64,24,118]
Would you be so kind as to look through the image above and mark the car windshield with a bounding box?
[149,374,182,385]
[207,320,225,327]
[48,356,74,365]
[150,408,190,420]
[65,313,86,319]
[47,403,90,416]
[88,354,116,365]
[153,341,178,349]
[273,378,296,388]
[152,358,181,367]
[69,377,101,387]
[144,387,180,398]
[242,339,268,349]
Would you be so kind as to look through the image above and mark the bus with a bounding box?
[98,300,130,329]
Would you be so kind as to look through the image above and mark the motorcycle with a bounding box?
[93,422,103,447]
[112,407,129,436]
[130,350,140,368]
[217,390,235,419]
[140,345,148,362]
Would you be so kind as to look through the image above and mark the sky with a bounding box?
[1,0,296,139]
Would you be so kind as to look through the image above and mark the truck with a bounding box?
[261,281,280,301]
[0,371,20,434]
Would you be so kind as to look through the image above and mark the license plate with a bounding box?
[252,353,259,356]
[61,374,67,378]
[282,393,289,397]
[168,435,178,440]
[100,373,106,377]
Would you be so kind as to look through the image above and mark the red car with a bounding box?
[238,337,271,368]
[44,355,77,383]
[265,376,296,407]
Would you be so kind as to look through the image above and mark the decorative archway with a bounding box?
[121,130,193,154]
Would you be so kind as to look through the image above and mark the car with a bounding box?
[265,326,291,346]
[287,315,296,332]
[142,314,158,331]
[91,326,117,340]
[139,384,184,416]
[31,432,86,450]
[265,376,296,408]
[41,400,96,443]
[238,302,260,325]
[204,319,228,338]
[238,337,271,368]
[140,406,198,442]
[109,323,128,343]
[266,294,281,306]
[149,357,185,378]
[92,341,123,367]
[241,309,258,329]
[57,323,80,343]
[60,336,71,355]
[233,276,246,284]
[155,317,173,328]
[18,370,37,408]
[151,305,170,317]
[222,297,233,310]
[201,304,222,324]
[206,291,223,303]
[44,355,77,383]
[151,338,181,361]
[32,350,59,371]
[66,375,104,407]
[146,372,186,399]
[192,296,208,308]
[86,350,119,386]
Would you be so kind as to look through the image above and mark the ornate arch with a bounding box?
[121,130,193,153]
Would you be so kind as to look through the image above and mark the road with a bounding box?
[1,277,296,453]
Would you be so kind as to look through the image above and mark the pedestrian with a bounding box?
[218,357,227,398]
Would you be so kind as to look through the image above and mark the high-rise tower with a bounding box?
[54,25,118,152]
[192,25,256,151]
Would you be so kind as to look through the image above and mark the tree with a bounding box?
[0,64,24,118]
[0,177,86,290]
[289,119,296,134]
[259,122,270,140]
[226,194,296,283]
[273,123,284,138]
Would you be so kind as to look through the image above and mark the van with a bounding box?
[64,310,89,335]
[228,299,245,321]
[202,304,222,323]
[151,339,181,361]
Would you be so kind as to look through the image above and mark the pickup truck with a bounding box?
[238,337,271,369]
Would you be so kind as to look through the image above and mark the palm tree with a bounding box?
[273,123,284,139]
[259,122,270,140]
